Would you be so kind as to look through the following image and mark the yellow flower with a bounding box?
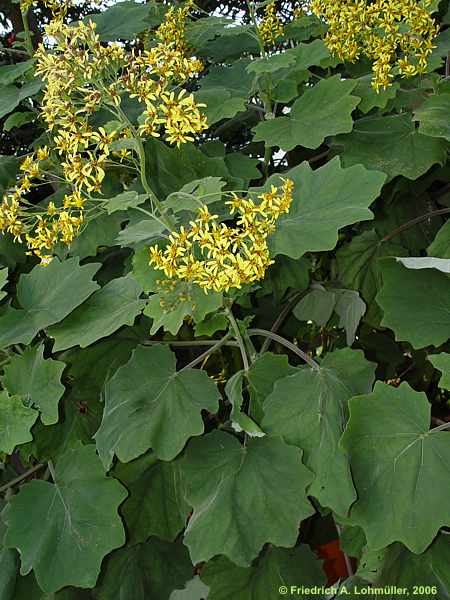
[148,180,294,293]
[258,1,284,48]
[310,0,439,90]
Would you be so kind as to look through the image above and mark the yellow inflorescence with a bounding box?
[310,0,439,91]
[148,179,294,294]
[258,1,284,47]
[0,1,207,265]
[20,0,103,17]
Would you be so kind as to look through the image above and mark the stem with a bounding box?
[47,460,56,481]
[335,522,354,578]
[308,150,330,165]
[381,208,450,243]
[20,8,34,56]
[142,340,239,347]
[178,334,233,373]
[430,422,450,433]
[0,463,45,494]
[114,105,175,231]
[261,290,308,353]
[248,328,320,370]
[225,307,250,372]
[246,0,273,179]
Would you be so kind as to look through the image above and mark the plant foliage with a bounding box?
[0,0,449,595]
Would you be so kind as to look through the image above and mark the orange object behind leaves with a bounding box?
[316,539,356,585]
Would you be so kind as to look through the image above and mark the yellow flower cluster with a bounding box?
[310,0,439,90]
[258,1,284,47]
[148,180,294,293]
[1,1,207,265]
[0,148,85,264]
[20,0,102,17]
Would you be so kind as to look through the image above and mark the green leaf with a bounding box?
[171,577,209,600]
[334,114,448,181]
[180,430,314,566]
[0,156,19,195]
[225,371,265,437]
[116,219,165,248]
[201,546,326,600]
[0,267,8,301]
[334,577,374,598]
[141,264,222,335]
[354,77,399,114]
[95,345,220,467]
[196,27,259,62]
[1,344,65,425]
[428,220,450,258]
[247,353,297,423]
[377,259,450,348]
[293,286,335,326]
[336,231,408,326]
[0,258,100,349]
[104,191,147,214]
[0,60,34,86]
[262,349,375,515]
[396,256,450,274]
[254,76,359,151]
[285,39,331,70]
[0,79,42,119]
[247,52,297,74]
[165,177,226,213]
[186,16,234,51]
[145,139,232,200]
[69,213,124,258]
[429,353,450,390]
[0,392,38,454]
[86,1,161,41]
[199,59,254,98]
[48,276,146,351]
[25,335,138,462]
[429,28,450,70]
[413,93,450,141]
[377,536,450,595]
[3,111,34,131]
[196,89,246,125]
[94,538,192,600]
[334,289,366,346]
[0,544,17,600]
[2,445,127,592]
[340,525,366,560]
[260,256,310,302]
[341,381,450,553]
[114,453,189,543]
[194,313,228,337]
[264,157,385,259]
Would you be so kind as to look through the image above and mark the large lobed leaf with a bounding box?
[341,382,450,553]
[262,348,376,515]
[0,258,100,349]
[95,345,221,467]
[264,157,385,259]
[180,430,314,566]
[2,445,127,593]
[1,344,65,425]
[377,259,450,348]
[254,75,360,151]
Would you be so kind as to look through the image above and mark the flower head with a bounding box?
[148,180,294,293]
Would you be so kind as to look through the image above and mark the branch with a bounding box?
[225,307,250,371]
[0,463,45,494]
[247,328,320,370]
[178,333,233,373]
[261,290,309,353]
[381,208,450,243]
